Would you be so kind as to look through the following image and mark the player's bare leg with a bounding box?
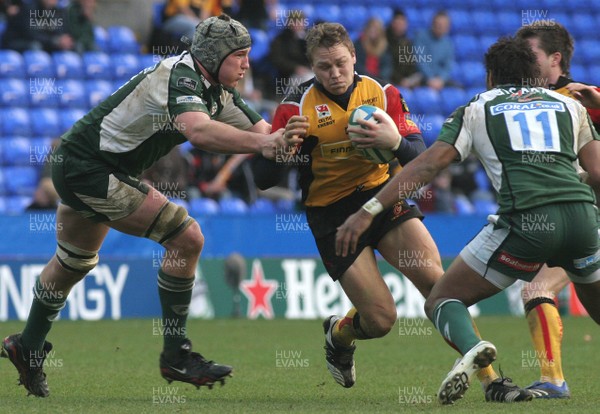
[322,247,396,387]
[522,265,571,398]
[2,203,109,397]
[378,218,503,392]
[424,258,532,404]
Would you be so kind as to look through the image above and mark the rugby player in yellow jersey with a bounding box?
[254,22,531,402]
[515,22,600,399]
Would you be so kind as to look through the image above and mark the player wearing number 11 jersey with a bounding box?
[335,36,600,405]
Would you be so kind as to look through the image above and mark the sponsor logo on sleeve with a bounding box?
[176,95,205,105]
[177,77,198,90]
[573,252,600,270]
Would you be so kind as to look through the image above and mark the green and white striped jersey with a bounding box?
[438,85,599,213]
[60,52,261,177]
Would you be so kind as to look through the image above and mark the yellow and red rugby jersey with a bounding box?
[551,76,600,131]
[272,75,420,207]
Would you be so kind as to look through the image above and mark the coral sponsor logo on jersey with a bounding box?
[176,95,205,105]
[177,77,198,90]
[490,101,565,115]
[320,140,356,159]
[315,104,331,118]
[496,251,542,272]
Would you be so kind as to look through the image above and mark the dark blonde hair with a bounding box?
[305,22,355,64]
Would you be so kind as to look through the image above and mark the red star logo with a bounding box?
[240,259,278,319]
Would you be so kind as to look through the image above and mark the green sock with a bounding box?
[21,279,66,351]
[158,269,194,360]
[432,299,481,355]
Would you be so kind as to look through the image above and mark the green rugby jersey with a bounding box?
[60,52,261,177]
[438,85,599,213]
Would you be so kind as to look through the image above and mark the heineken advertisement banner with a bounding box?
[0,213,587,320]
[0,256,559,321]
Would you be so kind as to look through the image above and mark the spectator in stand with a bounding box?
[267,11,312,92]
[235,0,275,31]
[65,0,97,53]
[417,169,455,214]
[0,0,21,22]
[413,10,455,90]
[162,0,224,41]
[355,17,392,83]
[386,9,422,88]
[2,0,74,53]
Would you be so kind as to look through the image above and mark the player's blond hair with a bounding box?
[305,22,355,64]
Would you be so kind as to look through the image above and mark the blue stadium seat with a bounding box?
[249,198,277,214]
[453,35,480,61]
[479,36,497,54]
[107,26,140,54]
[0,78,28,107]
[471,11,499,36]
[28,77,60,108]
[111,53,140,81]
[285,3,314,20]
[57,80,87,109]
[338,5,369,29]
[189,198,219,215]
[496,12,521,36]
[0,168,5,197]
[219,197,248,214]
[1,108,31,136]
[0,50,24,78]
[29,137,54,165]
[570,65,589,84]
[86,80,114,108]
[53,51,84,79]
[473,199,498,215]
[3,166,38,196]
[312,5,340,24]
[23,50,55,78]
[60,108,86,132]
[577,40,600,65]
[82,51,112,80]
[94,25,110,53]
[421,114,445,147]
[465,87,484,99]
[439,87,467,116]
[30,108,62,137]
[448,10,472,35]
[454,194,475,215]
[455,61,486,89]
[411,87,441,115]
[248,29,270,62]
[4,195,32,213]
[368,6,393,25]
[0,137,31,166]
[138,54,159,72]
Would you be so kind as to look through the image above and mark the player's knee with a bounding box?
[55,240,99,274]
[364,308,396,337]
[144,202,196,246]
[176,220,204,257]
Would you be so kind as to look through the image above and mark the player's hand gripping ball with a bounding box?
[348,104,395,164]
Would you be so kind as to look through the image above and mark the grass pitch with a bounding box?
[0,316,598,413]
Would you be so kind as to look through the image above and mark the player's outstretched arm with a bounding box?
[566,83,600,109]
[176,111,284,158]
[335,141,458,257]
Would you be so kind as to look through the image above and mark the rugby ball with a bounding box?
[348,105,396,164]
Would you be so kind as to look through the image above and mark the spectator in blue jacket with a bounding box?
[414,10,455,90]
